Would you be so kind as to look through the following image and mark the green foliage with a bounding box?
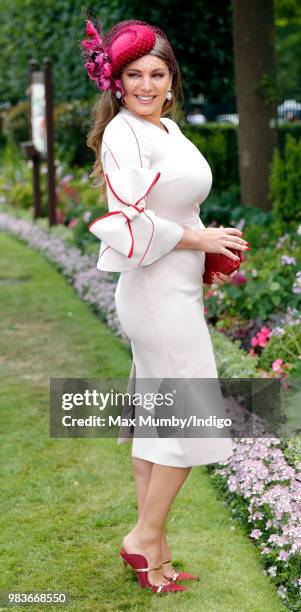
[0,0,108,106]
[274,0,301,92]
[269,134,301,225]
[209,326,259,377]
[182,123,239,189]
[54,99,94,166]
[281,436,301,469]
[255,74,278,106]
[2,100,29,144]
[203,193,275,228]
[6,182,33,209]
[0,140,27,183]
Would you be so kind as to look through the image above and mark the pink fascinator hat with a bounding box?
[80,10,177,99]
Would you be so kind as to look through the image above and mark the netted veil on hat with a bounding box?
[80,10,177,98]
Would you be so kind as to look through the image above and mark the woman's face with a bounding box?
[121,55,172,118]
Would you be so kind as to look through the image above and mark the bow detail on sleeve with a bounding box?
[88,167,161,258]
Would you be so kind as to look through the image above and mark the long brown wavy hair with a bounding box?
[86,34,184,195]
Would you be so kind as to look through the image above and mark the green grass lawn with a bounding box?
[0,233,286,611]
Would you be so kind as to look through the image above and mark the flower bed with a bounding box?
[208,438,301,610]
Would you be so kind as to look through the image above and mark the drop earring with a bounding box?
[166,90,173,101]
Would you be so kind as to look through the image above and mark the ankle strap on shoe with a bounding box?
[162,558,171,564]
[135,563,162,573]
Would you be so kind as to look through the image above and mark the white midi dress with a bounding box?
[89,106,233,467]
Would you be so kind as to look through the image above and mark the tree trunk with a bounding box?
[232,0,278,210]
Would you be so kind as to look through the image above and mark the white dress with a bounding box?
[89,106,233,467]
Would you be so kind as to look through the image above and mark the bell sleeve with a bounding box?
[88,116,184,272]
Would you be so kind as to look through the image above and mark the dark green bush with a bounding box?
[182,122,239,190]
[2,100,29,144]
[54,99,95,167]
[269,134,301,225]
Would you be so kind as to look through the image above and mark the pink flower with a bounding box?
[250,326,270,349]
[257,333,269,348]
[272,358,283,372]
[81,39,96,52]
[102,62,112,77]
[94,53,104,68]
[250,528,262,540]
[60,174,73,185]
[278,550,289,561]
[84,60,99,80]
[261,326,270,336]
[98,75,111,90]
[232,271,247,285]
[85,20,102,46]
[55,207,65,224]
[68,218,79,229]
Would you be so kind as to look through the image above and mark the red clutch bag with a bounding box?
[203,249,243,285]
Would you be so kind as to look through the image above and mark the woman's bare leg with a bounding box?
[131,456,152,515]
[131,457,185,578]
[124,461,191,585]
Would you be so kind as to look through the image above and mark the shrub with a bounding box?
[269,134,301,226]
[182,122,239,191]
[2,100,29,144]
[54,99,94,167]
[209,325,259,377]
[6,182,33,209]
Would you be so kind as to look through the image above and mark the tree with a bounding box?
[232,0,278,210]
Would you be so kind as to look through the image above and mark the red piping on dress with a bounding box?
[104,171,160,207]
[88,171,161,259]
[88,210,134,258]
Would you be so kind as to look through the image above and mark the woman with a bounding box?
[82,18,249,594]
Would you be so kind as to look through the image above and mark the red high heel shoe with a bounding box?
[162,558,200,581]
[120,548,186,593]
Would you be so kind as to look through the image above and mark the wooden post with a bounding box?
[44,58,56,226]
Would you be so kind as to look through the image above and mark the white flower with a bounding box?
[236,218,245,231]
[277,585,287,599]
[281,255,296,266]
[83,211,92,223]
[270,327,285,338]
[292,273,301,294]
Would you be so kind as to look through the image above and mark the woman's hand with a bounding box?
[196,227,248,261]
[211,270,238,285]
